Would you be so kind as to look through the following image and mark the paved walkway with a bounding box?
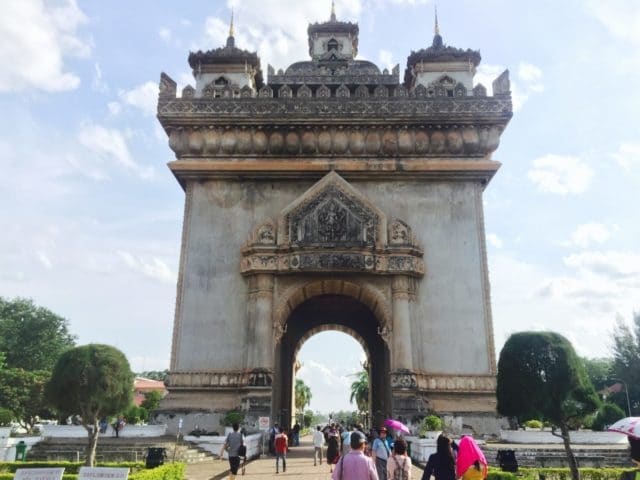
[185,435,424,480]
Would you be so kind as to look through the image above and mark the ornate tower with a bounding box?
[156,9,512,433]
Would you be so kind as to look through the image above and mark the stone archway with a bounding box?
[273,293,391,429]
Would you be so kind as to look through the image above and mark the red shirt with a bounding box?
[275,433,288,454]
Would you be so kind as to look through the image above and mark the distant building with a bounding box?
[134,377,167,406]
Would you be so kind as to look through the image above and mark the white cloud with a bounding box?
[36,251,53,270]
[118,81,159,117]
[527,154,594,195]
[487,233,503,249]
[585,1,640,48]
[563,251,640,281]
[118,251,177,284]
[159,27,172,43]
[92,62,108,92]
[567,223,611,249]
[0,0,90,92]
[610,143,640,170]
[77,123,154,179]
[108,101,122,115]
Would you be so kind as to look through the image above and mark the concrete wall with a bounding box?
[174,177,493,378]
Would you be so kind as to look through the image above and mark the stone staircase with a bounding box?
[483,444,632,468]
[26,436,215,463]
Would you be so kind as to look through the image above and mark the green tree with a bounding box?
[611,313,640,415]
[46,344,133,466]
[295,379,312,424]
[349,370,369,414]
[140,390,163,413]
[591,402,625,431]
[581,357,613,393]
[0,297,76,371]
[497,331,600,480]
[0,368,51,432]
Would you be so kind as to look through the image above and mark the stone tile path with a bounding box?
[185,435,424,480]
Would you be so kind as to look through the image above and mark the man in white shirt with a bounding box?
[313,425,325,466]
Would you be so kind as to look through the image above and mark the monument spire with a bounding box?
[432,5,443,48]
[330,0,336,21]
[226,8,235,48]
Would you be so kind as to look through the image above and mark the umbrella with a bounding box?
[384,418,410,434]
[607,417,640,439]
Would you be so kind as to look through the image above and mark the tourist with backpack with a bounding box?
[332,431,378,480]
[274,427,288,473]
[387,438,412,480]
[372,426,393,480]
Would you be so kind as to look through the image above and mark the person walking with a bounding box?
[313,425,325,466]
[327,425,341,473]
[388,438,412,480]
[456,436,488,480]
[274,427,288,474]
[221,422,244,480]
[332,431,379,480]
[292,422,301,446]
[421,434,455,480]
[372,426,393,480]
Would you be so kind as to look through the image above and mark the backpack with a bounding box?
[392,456,409,480]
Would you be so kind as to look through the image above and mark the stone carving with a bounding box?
[389,219,414,246]
[182,85,195,98]
[493,69,510,95]
[290,186,376,246]
[391,370,417,389]
[354,84,369,98]
[241,172,425,276]
[336,84,350,98]
[247,369,273,387]
[159,72,176,98]
[374,85,388,98]
[454,83,467,97]
[473,84,487,97]
[164,123,504,157]
[297,84,312,98]
[259,85,273,98]
[240,85,253,98]
[316,84,331,98]
[278,85,292,98]
[414,84,427,97]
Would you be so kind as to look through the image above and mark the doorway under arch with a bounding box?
[273,294,391,429]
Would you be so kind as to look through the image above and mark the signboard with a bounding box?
[258,416,270,430]
[14,469,65,480]
[78,467,130,480]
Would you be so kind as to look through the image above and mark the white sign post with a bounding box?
[258,417,270,458]
[14,468,65,480]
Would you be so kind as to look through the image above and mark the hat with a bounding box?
[378,426,388,433]
[350,431,366,449]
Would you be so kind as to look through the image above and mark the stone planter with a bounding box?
[0,427,11,439]
[405,435,438,464]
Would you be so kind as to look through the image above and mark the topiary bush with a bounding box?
[0,408,12,427]
[418,415,442,436]
[523,419,543,429]
[223,410,244,427]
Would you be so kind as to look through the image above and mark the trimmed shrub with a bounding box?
[523,419,543,429]
[592,402,625,431]
[418,415,442,436]
[0,408,13,427]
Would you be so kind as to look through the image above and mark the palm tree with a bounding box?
[349,370,369,414]
[295,379,312,422]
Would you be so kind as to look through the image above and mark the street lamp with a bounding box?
[611,378,632,417]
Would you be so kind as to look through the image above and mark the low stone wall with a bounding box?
[0,436,41,462]
[185,433,263,459]
[500,430,628,444]
[40,425,168,438]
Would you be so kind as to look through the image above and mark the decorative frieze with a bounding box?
[414,373,497,393]
[164,124,503,157]
[166,370,272,389]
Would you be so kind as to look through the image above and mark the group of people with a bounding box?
[422,434,488,480]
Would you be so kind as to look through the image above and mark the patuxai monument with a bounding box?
[156,6,512,435]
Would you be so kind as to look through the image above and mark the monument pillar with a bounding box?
[391,275,413,371]
[247,273,275,370]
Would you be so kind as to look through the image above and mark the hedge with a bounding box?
[0,462,184,480]
[487,467,639,480]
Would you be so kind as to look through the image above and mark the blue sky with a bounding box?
[1,0,639,413]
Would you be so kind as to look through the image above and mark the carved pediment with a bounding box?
[241,171,424,276]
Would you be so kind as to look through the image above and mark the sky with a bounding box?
[1,0,639,413]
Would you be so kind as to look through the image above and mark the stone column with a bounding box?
[247,273,275,370]
[391,275,413,371]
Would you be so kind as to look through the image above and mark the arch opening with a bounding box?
[273,294,391,429]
